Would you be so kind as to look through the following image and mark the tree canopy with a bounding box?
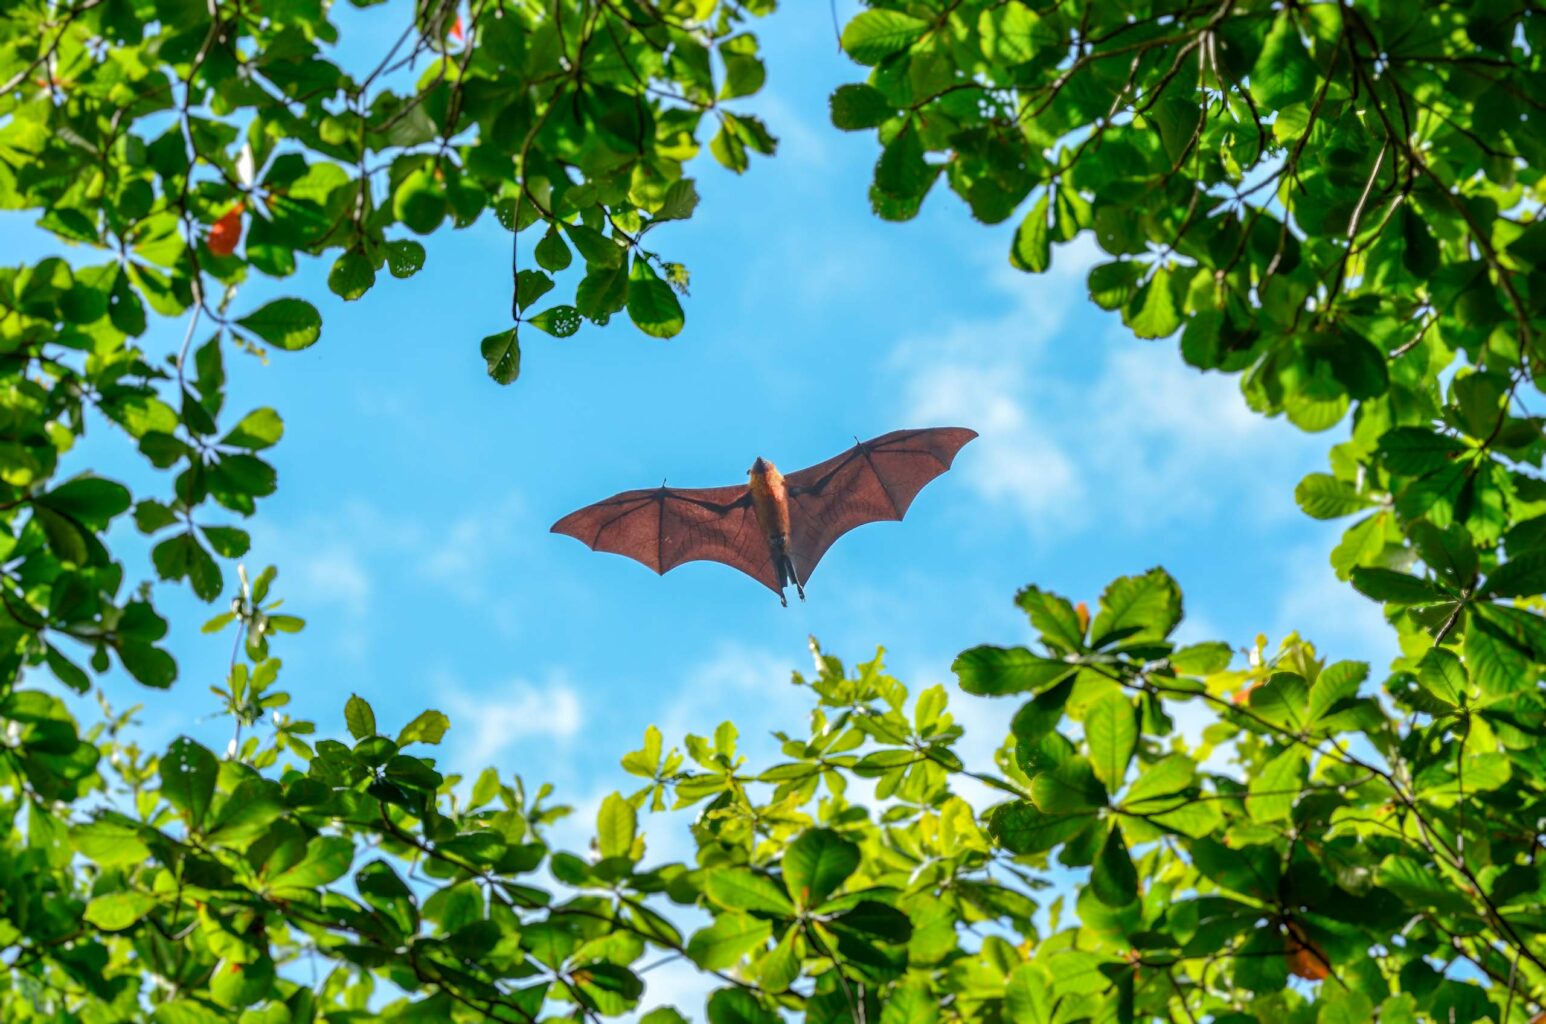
[1,0,1545,1021]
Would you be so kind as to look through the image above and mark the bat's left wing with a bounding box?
[783,427,977,583]
[551,484,781,594]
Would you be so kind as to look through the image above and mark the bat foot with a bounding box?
[796,585,806,602]
[779,591,788,608]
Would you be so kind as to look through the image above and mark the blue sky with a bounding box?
[11,1,1399,861]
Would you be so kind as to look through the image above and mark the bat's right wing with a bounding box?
[783,427,977,583]
[551,484,780,594]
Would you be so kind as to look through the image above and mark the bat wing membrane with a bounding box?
[551,484,780,594]
[784,427,977,583]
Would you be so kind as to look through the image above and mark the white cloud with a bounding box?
[908,361,1085,530]
[293,543,372,618]
[894,239,1319,539]
[415,495,530,604]
[443,674,584,772]
[244,493,532,651]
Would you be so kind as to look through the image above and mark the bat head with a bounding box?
[748,456,771,476]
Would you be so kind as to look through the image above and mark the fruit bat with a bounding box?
[551,427,977,605]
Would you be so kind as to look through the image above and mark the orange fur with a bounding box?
[748,458,791,543]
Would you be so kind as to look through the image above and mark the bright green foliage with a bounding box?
[7,568,1546,1020]
[5,1,1546,1021]
[0,0,776,704]
[833,0,1546,608]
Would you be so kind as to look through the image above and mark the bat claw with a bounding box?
[779,591,788,608]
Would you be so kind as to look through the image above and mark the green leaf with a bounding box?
[345,694,376,740]
[1294,473,1370,519]
[1147,798,1222,839]
[989,800,1095,854]
[267,835,355,891]
[120,641,177,688]
[394,167,447,233]
[627,260,685,339]
[1251,13,1317,108]
[1415,648,1467,707]
[1010,193,1051,273]
[40,476,131,528]
[710,120,749,173]
[237,298,322,351]
[201,525,250,557]
[687,913,772,970]
[978,1,1049,64]
[1170,642,1232,674]
[953,645,1075,695]
[385,239,426,278]
[45,644,90,694]
[706,988,777,1024]
[719,35,765,99]
[1376,856,1473,914]
[1088,260,1142,310]
[534,225,573,271]
[1378,427,1467,475]
[563,222,625,269]
[206,779,284,844]
[1090,824,1138,906]
[1483,552,1546,598]
[830,85,894,131]
[481,328,521,384]
[528,305,581,338]
[327,251,375,301]
[1010,676,1075,742]
[84,891,157,931]
[653,180,700,223]
[880,979,938,1024]
[1349,567,1453,605]
[572,963,642,1014]
[73,818,152,866]
[1332,512,1391,578]
[1005,963,1054,1024]
[221,407,283,449]
[830,900,911,940]
[1126,267,1181,338]
[874,122,931,200]
[134,500,180,533]
[1016,587,1086,650]
[1472,603,1546,665]
[397,709,449,746]
[1190,837,1280,897]
[160,736,218,827]
[705,869,795,915]
[1309,660,1367,721]
[841,9,930,65]
[577,262,630,321]
[515,270,553,313]
[1122,754,1196,806]
[596,792,637,860]
[1084,692,1136,792]
[210,952,275,1009]
[1030,757,1106,813]
[1090,569,1181,647]
[783,828,860,907]
[1246,746,1304,822]
[1410,520,1478,587]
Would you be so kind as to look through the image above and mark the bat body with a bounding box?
[551,427,977,605]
